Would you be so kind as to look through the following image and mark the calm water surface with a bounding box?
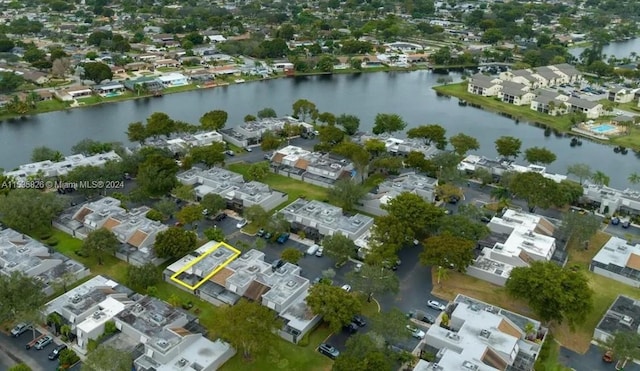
[0,71,637,188]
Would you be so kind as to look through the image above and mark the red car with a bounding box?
[603,350,613,363]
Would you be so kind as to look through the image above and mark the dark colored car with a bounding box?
[48,344,67,360]
[622,220,631,228]
[272,259,285,271]
[211,212,227,222]
[318,343,340,359]
[352,315,367,327]
[422,314,436,324]
[276,233,290,244]
[611,217,620,225]
[344,322,358,334]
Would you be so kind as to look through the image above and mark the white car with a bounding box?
[341,284,352,292]
[245,147,252,152]
[407,325,426,339]
[427,300,446,311]
[236,219,248,228]
[202,209,208,216]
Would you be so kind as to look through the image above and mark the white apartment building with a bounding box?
[458,155,567,183]
[422,295,546,371]
[4,151,121,182]
[581,181,640,216]
[145,131,223,153]
[468,209,557,286]
[591,236,640,287]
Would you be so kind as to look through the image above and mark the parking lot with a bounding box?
[0,329,62,371]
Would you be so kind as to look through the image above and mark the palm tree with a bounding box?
[436,266,450,285]
[26,91,40,109]
[523,322,536,340]
[591,170,610,186]
[628,172,640,185]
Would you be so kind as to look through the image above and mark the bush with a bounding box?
[87,338,98,352]
[104,320,117,335]
[297,333,310,347]
[46,237,59,246]
[39,231,52,240]
[146,209,165,221]
[58,348,80,369]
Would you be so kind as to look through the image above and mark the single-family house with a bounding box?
[608,87,637,104]
[93,81,125,95]
[151,34,175,43]
[157,73,188,87]
[56,86,93,101]
[21,70,49,85]
[467,73,502,97]
[124,62,150,72]
[152,59,180,69]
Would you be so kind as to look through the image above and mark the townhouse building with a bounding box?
[269,145,356,188]
[220,117,308,148]
[358,173,438,216]
[457,155,567,183]
[4,151,121,183]
[593,295,640,344]
[591,236,640,287]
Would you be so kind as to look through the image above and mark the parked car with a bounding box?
[354,263,362,273]
[245,147,252,152]
[276,233,290,244]
[603,350,613,363]
[257,229,265,237]
[263,231,273,240]
[352,315,367,327]
[306,244,320,256]
[34,335,53,350]
[344,322,358,334]
[341,284,352,292]
[622,219,631,228]
[202,208,209,216]
[211,212,227,222]
[236,219,248,228]
[271,259,285,271]
[422,314,436,324]
[264,153,272,160]
[224,150,235,156]
[318,343,340,359]
[427,300,446,311]
[315,247,324,257]
[11,323,30,337]
[407,325,426,339]
[612,217,620,225]
[48,344,67,360]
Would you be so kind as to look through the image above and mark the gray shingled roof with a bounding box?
[533,66,562,81]
[567,96,599,109]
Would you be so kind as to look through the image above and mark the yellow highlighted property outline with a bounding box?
[170,241,241,290]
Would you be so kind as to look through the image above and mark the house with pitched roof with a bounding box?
[530,90,568,116]
[467,73,502,96]
[563,96,603,119]
[607,87,638,104]
[497,81,535,106]
[59,197,168,266]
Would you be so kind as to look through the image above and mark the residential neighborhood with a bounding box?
[1,0,640,370]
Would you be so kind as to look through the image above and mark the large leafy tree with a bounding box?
[439,214,490,241]
[217,299,281,358]
[200,193,226,215]
[291,99,318,121]
[370,308,411,345]
[449,133,480,156]
[346,263,399,302]
[506,261,593,328]
[281,247,303,264]
[246,161,271,181]
[524,147,557,165]
[495,136,522,160]
[0,272,46,326]
[82,61,113,83]
[82,228,119,265]
[244,205,270,229]
[64,163,122,198]
[557,212,601,248]
[154,227,197,259]
[337,114,361,135]
[189,142,225,168]
[153,197,178,218]
[136,154,179,197]
[333,334,393,371]
[420,232,476,272]
[328,179,368,211]
[257,107,277,119]
[603,332,640,366]
[126,121,147,145]
[176,204,204,227]
[307,284,362,332]
[378,192,445,241]
[407,124,447,149]
[322,233,357,265]
[0,189,64,234]
[509,172,558,211]
[260,130,281,151]
[125,263,161,293]
[145,112,175,139]
[82,345,132,371]
[372,113,407,135]
[332,141,370,182]
[199,110,228,131]
[31,146,63,162]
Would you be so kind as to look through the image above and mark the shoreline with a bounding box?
[432,82,640,152]
[0,65,432,122]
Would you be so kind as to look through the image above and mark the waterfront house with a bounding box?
[123,76,164,92]
[385,41,423,53]
[530,90,568,116]
[467,73,502,96]
[93,81,125,95]
[582,181,640,216]
[563,97,603,119]
[607,87,637,104]
[57,86,93,101]
[501,69,540,88]
[498,81,535,106]
[157,73,188,87]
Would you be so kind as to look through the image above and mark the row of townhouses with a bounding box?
[220,117,313,148]
[467,64,608,119]
[44,275,235,370]
[457,155,568,183]
[4,151,121,182]
[144,130,223,153]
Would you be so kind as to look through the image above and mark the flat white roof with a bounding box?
[593,236,638,268]
[502,228,555,258]
[77,296,127,333]
[155,337,232,371]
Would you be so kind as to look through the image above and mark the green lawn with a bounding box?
[227,162,329,202]
[164,84,199,94]
[51,229,334,370]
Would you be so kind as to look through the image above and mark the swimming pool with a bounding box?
[104,92,120,98]
[591,124,616,134]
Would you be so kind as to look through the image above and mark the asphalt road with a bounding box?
[559,344,640,371]
[0,329,60,371]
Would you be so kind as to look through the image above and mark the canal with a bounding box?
[0,71,637,188]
